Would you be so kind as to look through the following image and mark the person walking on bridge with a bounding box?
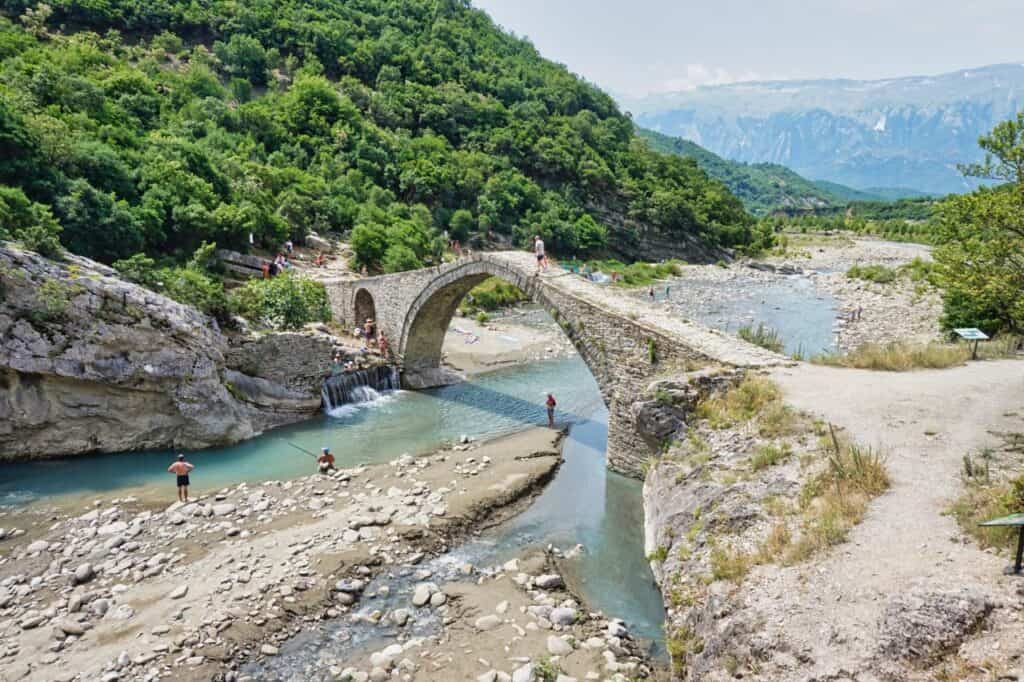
[533,235,546,275]
[168,454,195,502]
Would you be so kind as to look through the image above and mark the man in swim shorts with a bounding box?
[168,454,195,502]
[318,447,336,474]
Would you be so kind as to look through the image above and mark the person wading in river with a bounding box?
[167,454,195,502]
[318,447,336,474]
[545,393,557,428]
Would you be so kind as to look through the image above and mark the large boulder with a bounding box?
[0,245,320,460]
[876,588,994,663]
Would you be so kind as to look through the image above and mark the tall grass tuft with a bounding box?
[737,322,785,353]
[697,375,798,437]
[785,433,889,563]
[812,342,969,371]
[948,466,1024,552]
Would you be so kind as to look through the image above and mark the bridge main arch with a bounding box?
[397,257,609,398]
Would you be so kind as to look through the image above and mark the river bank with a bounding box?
[766,236,942,351]
[626,237,942,356]
[442,307,576,376]
[0,427,653,680]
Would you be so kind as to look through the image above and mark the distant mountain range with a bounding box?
[626,63,1024,195]
[636,128,927,216]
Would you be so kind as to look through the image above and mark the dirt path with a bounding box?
[760,359,1024,679]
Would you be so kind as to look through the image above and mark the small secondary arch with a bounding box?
[354,288,377,331]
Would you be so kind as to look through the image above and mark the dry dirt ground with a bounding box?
[756,359,1024,680]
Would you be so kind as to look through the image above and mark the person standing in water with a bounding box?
[545,393,557,427]
[167,454,195,502]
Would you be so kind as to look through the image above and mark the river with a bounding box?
[0,356,669,662]
[1,269,841,674]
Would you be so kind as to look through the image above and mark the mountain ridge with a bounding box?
[628,62,1024,194]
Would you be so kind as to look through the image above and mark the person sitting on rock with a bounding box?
[318,448,336,474]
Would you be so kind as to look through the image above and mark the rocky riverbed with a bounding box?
[766,237,942,351]
[637,237,942,355]
[0,428,653,681]
[442,307,577,377]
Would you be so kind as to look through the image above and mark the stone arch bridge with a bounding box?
[323,252,781,475]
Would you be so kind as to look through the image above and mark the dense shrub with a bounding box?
[229,271,331,330]
[845,264,898,284]
[113,245,229,321]
[458,277,528,314]
[0,186,63,257]
[583,259,683,287]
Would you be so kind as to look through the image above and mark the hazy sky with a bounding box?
[472,0,1024,97]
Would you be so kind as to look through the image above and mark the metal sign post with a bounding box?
[954,328,990,360]
[980,513,1024,574]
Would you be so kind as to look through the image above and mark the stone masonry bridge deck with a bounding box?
[322,251,782,475]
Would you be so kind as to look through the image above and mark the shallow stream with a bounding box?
[656,270,839,356]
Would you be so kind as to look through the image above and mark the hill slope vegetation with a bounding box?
[0,0,754,275]
[638,128,850,215]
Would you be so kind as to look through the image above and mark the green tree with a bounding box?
[0,185,63,257]
[55,179,143,263]
[382,243,422,272]
[230,271,331,330]
[934,114,1024,334]
[213,34,270,85]
[449,208,475,242]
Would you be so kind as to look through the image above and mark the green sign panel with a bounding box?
[954,328,990,341]
[980,513,1024,527]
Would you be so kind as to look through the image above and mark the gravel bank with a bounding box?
[0,428,653,681]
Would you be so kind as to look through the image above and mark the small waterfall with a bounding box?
[321,365,400,412]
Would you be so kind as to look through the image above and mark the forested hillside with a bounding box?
[638,127,874,215]
[0,0,754,275]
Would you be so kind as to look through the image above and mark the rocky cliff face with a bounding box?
[0,245,320,460]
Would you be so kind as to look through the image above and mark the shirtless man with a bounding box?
[168,454,195,502]
[318,447,336,474]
